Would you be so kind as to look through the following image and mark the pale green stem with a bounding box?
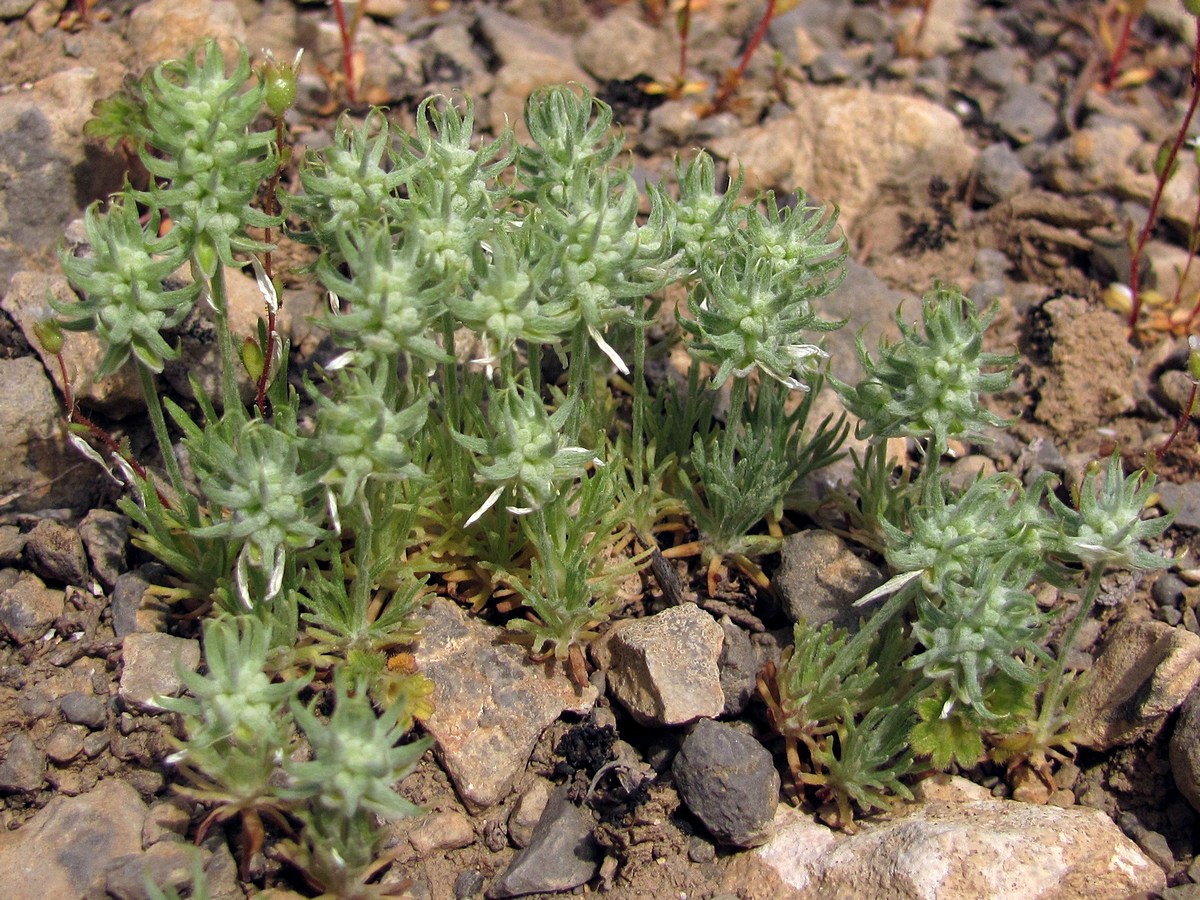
[1035,565,1106,737]
[631,320,647,493]
[207,262,242,418]
[723,375,748,471]
[136,362,188,505]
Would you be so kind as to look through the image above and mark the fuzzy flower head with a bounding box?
[56,189,200,376]
[835,286,1014,454]
[454,383,599,525]
[1050,453,1174,571]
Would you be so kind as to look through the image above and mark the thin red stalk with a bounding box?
[913,0,934,50]
[1128,17,1200,330]
[255,116,287,418]
[1158,381,1197,461]
[330,0,357,104]
[1104,5,1137,88]
[711,0,776,112]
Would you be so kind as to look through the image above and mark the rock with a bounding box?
[0,525,25,563]
[142,797,193,847]
[0,570,64,644]
[111,568,163,638]
[2,271,143,416]
[574,5,671,82]
[77,508,129,591]
[0,68,123,294]
[23,518,88,586]
[1170,684,1200,813]
[419,19,495,101]
[971,46,1028,90]
[1071,618,1200,750]
[103,842,201,900]
[486,786,601,899]
[1041,121,1144,196]
[717,617,759,716]
[59,691,108,729]
[410,810,476,853]
[0,0,36,20]
[508,779,551,849]
[974,142,1033,205]
[673,719,779,848]
[118,632,202,713]
[725,798,1166,899]
[0,733,46,793]
[1156,482,1200,531]
[126,0,246,65]
[475,6,592,138]
[775,530,886,631]
[0,779,146,898]
[822,259,910,385]
[416,598,597,813]
[898,0,967,55]
[600,603,724,727]
[991,84,1059,145]
[44,723,87,764]
[0,356,102,514]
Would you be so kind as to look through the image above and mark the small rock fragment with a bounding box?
[603,603,725,726]
[1071,619,1200,750]
[0,733,46,793]
[118,632,201,713]
[103,841,201,900]
[775,530,885,630]
[1170,684,1200,813]
[0,570,64,645]
[486,786,600,898]
[77,509,129,591]
[673,719,779,848]
[43,723,87,765]
[718,616,759,717]
[59,691,107,729]
[410,810,475,853]
[508,779,551,849]
[24,519,89,586]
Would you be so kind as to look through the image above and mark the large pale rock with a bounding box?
[574,5,673,83]
[598,602,725,727]
[724,796,1166,899]
[126,0,246,66]
[0,68,124,294]
[416,598,597,813]
[776,530,885,630]
[0,779,147,899]
[709,86,975,233]
[1072,618,1200,750]
[118,632,202,713]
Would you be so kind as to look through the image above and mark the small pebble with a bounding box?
[453,869,485,899]
[44,723,86,764]
[59,692,107,729]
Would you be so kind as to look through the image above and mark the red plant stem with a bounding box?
[1158,381,1197,461]
[255,116,287,418]
[330,0,357,104]
[711,0,776,112]
[1128,17,1200,331]
[1104,5,1137,89]
[677,0,692,87]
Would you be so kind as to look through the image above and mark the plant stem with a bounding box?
[709,0,776,113]
[330,0,358,104]
[723,375,748,471]
[208,262,242,418]
[1128,15,1200,330]
[1035,565,1106,737]
[631,319,647,493]
[137,361,188,502]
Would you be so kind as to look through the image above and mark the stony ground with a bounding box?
[4,0,1200,898]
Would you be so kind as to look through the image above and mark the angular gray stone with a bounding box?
[574,5,671,82]
[992,84,1059,145]
[0,780,147,899]
[1072,618,1200,750]
[0,733,46,793]
[59,691,108,729]
[0,570,63,644]
[409,810,475,853]
[0,356,101,514]
[975,142,1033,205]
[601,603,725,727]
[126,0,246,65]
[104,842,203,900]
[118,632,202,713]
[417,598,597,813]
[507,778,551,849]
[1170,684,1200,813]
[486,786,600,898]
[728,797,1166,899]
[44,723,87,764]
[718,616,759,717]
[673,719,779,848]
[776,530,886,631]
[77,509,129,591]
[24,518,89,586]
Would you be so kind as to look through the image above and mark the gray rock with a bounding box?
[0,68,122,296]
[410,810,476,853]
[1170,684,1200,813]
[974,142,1033,205]
[0,570,63,644]
[0,779,147,899]
[600,603,725,727]
[142,797,192,847]
[486,786,601,898]
[845,7,891,42]
[417,598,597,813]
[24,518,89,586]
[59,691,108,729]
[0,733,46,793]
[971,46,1028,89]
[77,509,128,591]
[673,719,779,848]
[1157,481,1200,531]
[728,798,1166,898]
[118,632,202,713]
[574,5,670,82]
[419,20,495,101]
[0,0,36,20]
[0,356,102,514]
[992,84,1059,145]
[810,49,855,84]
[0,525,25,564]
[823,260,911,385]
[1041,120,1143,196]
[507,778,551,849]
[1071,618,1200,750]
[110,569,157,638]
[103,842,201,900]
[718,616,759,717]
[775,530,885,630]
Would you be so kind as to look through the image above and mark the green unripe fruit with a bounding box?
[1184,0,1200,18]
[33,317,64,355]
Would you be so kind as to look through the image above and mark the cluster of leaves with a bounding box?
[53,39,852,888]
[766,289,1174,826]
